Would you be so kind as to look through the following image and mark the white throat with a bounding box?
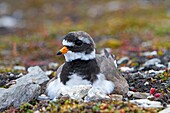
[64,50,96,62]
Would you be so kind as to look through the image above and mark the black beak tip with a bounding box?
[56,51,62,55]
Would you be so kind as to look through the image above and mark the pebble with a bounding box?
[168,62,170,70]
[117,57,129,65]
[16,73,24,78]
[130,99,163,108]
[5,80,16,87]
[13,66,26,71]
[7,72,15,78]
[38,94,49,101]
[127,91,150,99]
[120,67,134,72]
[142,51,157,57]
[48,62,59,70]
[0,15,17,28]
[148,70,165,75]
[109,94,123,101]
[144,81,149,85]
[155,62,166,69]
[45,70,53,76]
[148,69,165,75]
[147,95,155,101]
[143,58,161,67]
[159,106,170,113]
[141,41,151,47]
[34,110,40,113]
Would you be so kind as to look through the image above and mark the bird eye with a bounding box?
[75,40,83,46]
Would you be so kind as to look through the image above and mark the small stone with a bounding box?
[16,73,23,78]
[48,62,59,70]
[117,57,129,65]
[144,81,149,85]
[155,63,166,69]
[130,99,163,108]
[109,94,123,101]
[168,62,170,70]
[143,58,161,67]
[59,85,92,101]
[38,94,49,100]
[141,41,151,47]
[159,106,170,113]
[0,16,17,28]
[13,66,26,71]
[147,95,155,101]
[45,71,53,76]
[120,67,134,72]
[128,91,150,99]
[34,110,40,113]
[7,72,14,78]
[5,80,16,88]
[148,70,165,75]
[142,51,157,57]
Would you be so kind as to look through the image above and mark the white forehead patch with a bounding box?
[62,39,74,46]
[78,36,91,44]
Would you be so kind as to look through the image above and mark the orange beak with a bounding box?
[56,46,69,55]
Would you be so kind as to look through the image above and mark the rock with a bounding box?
[0,66,49,111]
[0,16,17,28]
[34,110,40,113]
[127,91,150,99]
[0,2,9,15]
[38,94,49,101]
[6,72,15,78]
[141,41,152,47]
[159,106,170,113]
[168,62,170,70]
[5,80,16,88]
[120,67,134,73]
[117,57,129,65]
[109,94,123,101]
[48,62,59,70]
[147,95,155,101]
[61,85,92,101]
[143,58,161,67]
[155,63,166,69]
[45,70,53,76]
[17,73,24,78]
[142,51,157,57]
[148,70,165,75]
[84,89,109,102]
[13,66,26,71]
[96,51,129,96]
[130,99,163,108]
[0,88,6,97]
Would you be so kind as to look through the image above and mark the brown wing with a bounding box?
[96,49,129,95]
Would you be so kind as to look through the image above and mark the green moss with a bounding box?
[99,39,122,49]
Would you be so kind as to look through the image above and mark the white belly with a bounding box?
[66,74,91,86]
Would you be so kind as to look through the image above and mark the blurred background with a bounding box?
[0,0,170,68]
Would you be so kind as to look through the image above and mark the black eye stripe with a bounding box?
[75,40,83,46]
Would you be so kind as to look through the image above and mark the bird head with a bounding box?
[56,31,96,62]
